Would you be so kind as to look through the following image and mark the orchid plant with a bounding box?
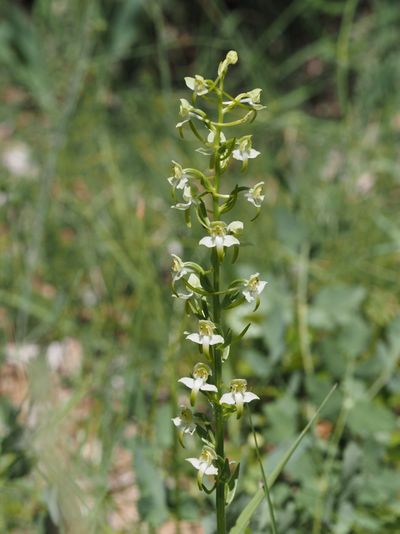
[168,50,267,532]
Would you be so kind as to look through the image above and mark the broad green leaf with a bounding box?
[309,284,366,331]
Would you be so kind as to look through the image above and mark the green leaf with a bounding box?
[274,207,308,251]
[235,322,252,342]
[263,394,298,445]
[309,284,366,331]
[230,384,337,534]
[346,399,396,439]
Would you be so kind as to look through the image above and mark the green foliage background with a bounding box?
[0,0,399,532]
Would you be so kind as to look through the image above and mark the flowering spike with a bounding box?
[167,51,265,526]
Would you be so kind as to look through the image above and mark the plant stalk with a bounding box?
[213,79,226,534]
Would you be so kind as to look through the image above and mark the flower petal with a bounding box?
[249,149,260,159]
[184,77,195,90]
[172,417,182,427]
[186,333,202,344]
[227,221,243,234]
[209,334,224,345]
[232,149,243,161]
[242,289,255,303]
[199,236,215,248]
[186,458,201,469]
[204,465,218,476]
[178,377,195,389]
[257,281,268,293]
[223,235,240,247]
[244,392,260,403]
[201,383,218,392]
[220,392,236,405]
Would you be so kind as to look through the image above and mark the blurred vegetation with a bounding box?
[0,0,399,532]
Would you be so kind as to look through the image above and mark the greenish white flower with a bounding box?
[242,273,267,303]
[207,130,226,144]
[179,362,218,405]
[171,186,194,210]
[176,98,204,128]
[224,88,265,110]
[185,320,224,359]
[226,220,243,236]
[232,135,260,163]
[220,378,259,418]
[185,75,209,96]
[171,254,192,282]
[168,161,190,189]
[172,406,196,446]
[173,273,202,300]
[245,181,265,208]
[218,50,238,77]
[196,130,228,157]
[186,445,218,487]
[199,221,240,260]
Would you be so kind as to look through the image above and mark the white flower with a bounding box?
[207,130,227,144]
[223,88,265,110]
[185,320,224,359]
[171,254,192,282]
[232,136,260,163]
[185,75,209,96]
[171,186,194,210]
[168,161,190,189]
[226,220,243,236]
[220,378,259,418]
[176,98,204,128]
[218,50,238,77]
[186,445,218,487]
[172,406,196,446]
[242,273,267,303]
[245,181,265,208]
[199,221,240,261]
[178,362,218,405]
[196,130,228,158]
[173,273,202,300]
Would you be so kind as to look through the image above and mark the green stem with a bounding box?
[213,78,226,534]
[296,242,313,375]
[248,408,278,534]
[213,253,225,533]
[312,361,354,534]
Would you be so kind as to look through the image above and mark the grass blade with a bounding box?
[247,408,278,534]
[230,384,337,534]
